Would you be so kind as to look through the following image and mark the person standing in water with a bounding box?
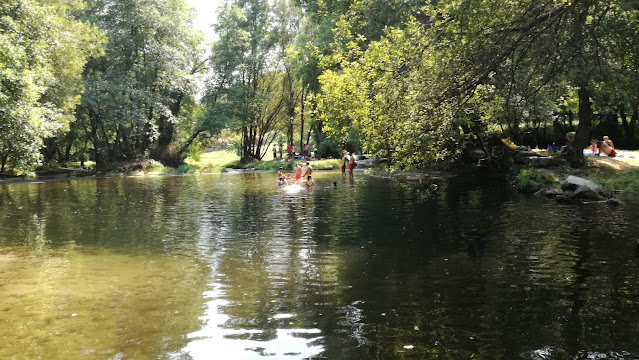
[348,152,356,179]
[306,175,315,188]
[293,162,302,181]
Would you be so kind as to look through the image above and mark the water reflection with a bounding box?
[1,174,639,359]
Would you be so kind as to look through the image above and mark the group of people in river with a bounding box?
[277,161,314,189]
[274,149,359,189]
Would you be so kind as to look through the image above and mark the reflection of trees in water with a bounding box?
[0,177,212,358]
[3,174,639,359]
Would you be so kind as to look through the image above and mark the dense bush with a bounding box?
[514,169,557,192]
[318,139,341,159]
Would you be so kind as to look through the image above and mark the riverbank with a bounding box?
[0,150,343,186]
[513,149,639,194]
[3,149,639,194]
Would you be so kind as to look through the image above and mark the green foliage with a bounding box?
[142,160,166,173]
[176,164,198,174]
[318,139,341,159]
[582,167,639,193]
[202,0,294,161]
[310,1,639,169]
[309,158,341,169]
[0,0,104,172]
[78,0,204,167]
[253,161,292,171]
[514,169,557,192]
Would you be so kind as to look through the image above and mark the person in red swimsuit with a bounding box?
[293,162,301,180]
[593,138,616,157]
[348,152,356,178]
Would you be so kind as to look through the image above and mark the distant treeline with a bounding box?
[3,0,639,172]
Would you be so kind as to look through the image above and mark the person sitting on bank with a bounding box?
[603,135,614,149]
[592,138,617,157]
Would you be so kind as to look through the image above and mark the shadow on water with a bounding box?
[1,173,639,359]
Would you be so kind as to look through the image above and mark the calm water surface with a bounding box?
[1,172,639,359]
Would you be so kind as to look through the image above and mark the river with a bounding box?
[1,172,638,359]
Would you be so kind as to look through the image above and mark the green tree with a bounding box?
[315,0,639,168]
[204,0,299,161]
[77,0,204,168]
[0,0,103,172]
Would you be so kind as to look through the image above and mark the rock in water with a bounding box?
[573,186,604,201]
[560,175,600,192]
[606,198,624,206]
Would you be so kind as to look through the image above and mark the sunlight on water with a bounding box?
[1,174,639,359]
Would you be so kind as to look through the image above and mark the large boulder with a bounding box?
[560,175,604,201]
[561,175,599,192]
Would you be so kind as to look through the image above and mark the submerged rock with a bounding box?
[572,186,604,201]
[606,198,624,206]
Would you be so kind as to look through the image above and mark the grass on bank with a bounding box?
[570,157,639,193]
[513,150,639,193]
[184,150,342,173]
[514,168,558,192]
[594,168,639,192]
[227,158,342,171]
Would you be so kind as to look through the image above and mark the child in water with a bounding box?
[306,175,315,188]
[277,177,286,186]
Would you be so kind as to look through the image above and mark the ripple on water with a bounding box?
[2,174,639,359]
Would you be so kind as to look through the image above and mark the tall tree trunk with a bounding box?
[285,68,294,145]
[299,87,305,155]
[0,153,7,173]
[242,126,249,160]
[567,110,574,130]
[63,123,76,162]
[89,110,103,168]
[157,92,183,150]
[569,86,593,167]
[620,103,629,137]
[176,129,203,159]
